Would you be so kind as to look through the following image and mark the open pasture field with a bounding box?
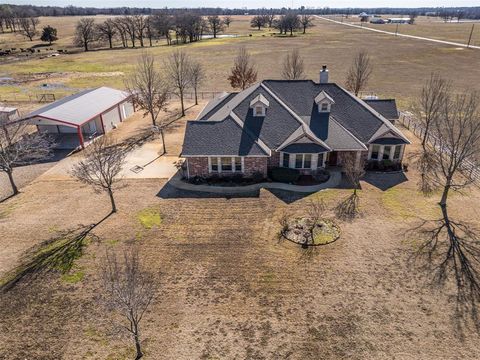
[337,14,480,45]
[1,124,480,359]
[0,15,479,110]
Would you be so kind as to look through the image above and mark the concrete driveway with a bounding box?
[37,137,179,181]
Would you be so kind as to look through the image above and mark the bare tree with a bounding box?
[96,19,117,49]
[415,73,451,194]
[18,17,38,41]
[133,15,147,47]
[125,53,170,153]
[282,49,305,80]
[417,73,451,151]
[189,61,205,106]
[102,246,155,360]
[74,18,97,51]
[228,47,257,91]
[417,91,480,325]
[300,14,314,34]
[207,15,224,38]
[335,152,365,220]
[345,50,373,96]
[223,15,232,28]
[250,15,266,30]
[70,137,127,213]
[0,121,52,198]
[164,50,192,117]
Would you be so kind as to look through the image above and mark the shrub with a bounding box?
[314,169,330,183]
[271,167,300,183]
[250,171,265,183]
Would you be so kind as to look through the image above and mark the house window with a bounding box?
[321,103,329,111]
[370,145,380,160]
[211,157,218,172]
[282,153,290,168]
[295,154,303,168]
[317,153,324,168]
[221,157,233,171]
[234,157,242,171]
[383,146,391,160]
[393,145,402,160]
[304,154,312,168]
[254,106,264,116]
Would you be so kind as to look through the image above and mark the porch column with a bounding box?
[77,125,85,149]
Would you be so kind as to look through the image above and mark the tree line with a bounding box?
[250,12,314,35]
[73,13,233,52]
[2,4,480,19]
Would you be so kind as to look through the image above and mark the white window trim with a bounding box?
[319,102,331,113]
[208,156,244,173]
[368,144,404,161]
[280,152,326,170]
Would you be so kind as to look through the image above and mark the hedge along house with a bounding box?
[23,87,134,150]
[181,66,410,179]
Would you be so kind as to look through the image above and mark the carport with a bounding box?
[22,87,135,149]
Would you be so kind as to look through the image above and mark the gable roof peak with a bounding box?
[249,93,269,107]
[314,90,335,104]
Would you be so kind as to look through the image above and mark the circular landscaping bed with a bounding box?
[280,217,340,247]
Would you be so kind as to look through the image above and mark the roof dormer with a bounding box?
[250,93,269,117]
[314,90,335,113]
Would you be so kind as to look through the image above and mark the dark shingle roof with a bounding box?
[197,92,237,120]
[263,80,385,143]
[232,87,301,149]
[181,117,268,156]
[364,99,399,120]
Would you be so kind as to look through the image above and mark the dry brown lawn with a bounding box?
[1,16,479,110]
[1,124,480,359]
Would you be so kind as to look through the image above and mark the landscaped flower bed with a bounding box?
[280,217,341,247]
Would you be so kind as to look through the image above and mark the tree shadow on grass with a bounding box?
[407,216,480,334]
[0,213,112,292]
[334,193,360,221]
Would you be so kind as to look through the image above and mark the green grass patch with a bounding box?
[137,208,163,229]
[381,187,439,220]
[61,270,85,284]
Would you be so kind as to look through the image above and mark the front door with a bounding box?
[328,151,338,166]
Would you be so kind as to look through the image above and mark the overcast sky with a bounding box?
[5,0,477,8]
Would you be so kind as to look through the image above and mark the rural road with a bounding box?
[316,16,480,50]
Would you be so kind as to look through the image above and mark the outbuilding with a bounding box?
[23,87,134,149]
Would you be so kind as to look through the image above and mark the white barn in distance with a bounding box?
[22,87,134,149]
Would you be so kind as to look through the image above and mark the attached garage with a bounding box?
[22,87,135,149]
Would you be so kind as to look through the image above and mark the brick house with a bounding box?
[181,67,410,179]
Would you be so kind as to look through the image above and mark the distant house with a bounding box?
[22,87,134,149]
[364,99,399,124]
[181,66,410,179]
[387,18,411,24]
[359,12,370,22]
[0,106,19,125]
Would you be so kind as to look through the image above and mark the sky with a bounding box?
[4,0,478,9]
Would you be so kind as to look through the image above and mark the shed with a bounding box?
[23,87,134,149]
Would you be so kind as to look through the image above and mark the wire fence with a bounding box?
[398,111,480,184]
[0,90,226,104]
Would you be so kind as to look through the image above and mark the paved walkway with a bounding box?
[316,16,480,50]
[167,170,342,194]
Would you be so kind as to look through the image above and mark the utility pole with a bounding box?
[467,24,475,48]
[395,23,399,36]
